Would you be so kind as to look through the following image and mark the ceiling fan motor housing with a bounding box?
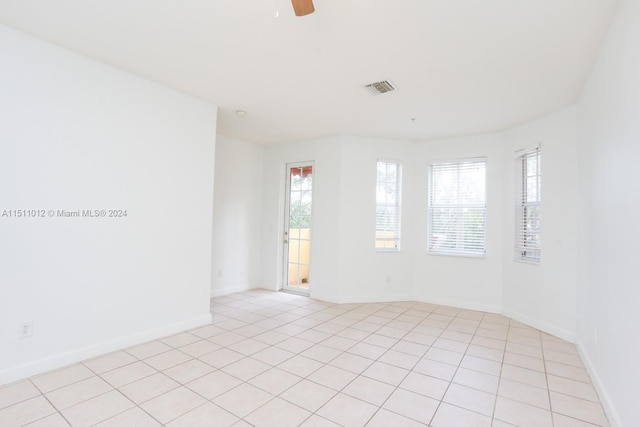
[292,0,315,16]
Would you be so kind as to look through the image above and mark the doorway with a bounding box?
[282,162,314,295]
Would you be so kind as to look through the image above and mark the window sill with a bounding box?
[427,251,486,260]
[513,258,540,265]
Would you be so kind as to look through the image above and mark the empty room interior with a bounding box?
[1,0,639,426]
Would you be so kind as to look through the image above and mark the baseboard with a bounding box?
[327,294,414,304]
[415,295,501,315]
[576,339,623,427]
[502,309,575,342]
[289,291,500,312]
[210,285,253,298]
[0,314,212,386]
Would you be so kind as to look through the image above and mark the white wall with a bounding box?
[257,133,505,308]
[211,135,263,296]
[577,0,640,425]
[258,135,418,303]
[413,134,505,313]
[259,136,343,302]
[336,137,415,303]
[502,107,580,341]
[0,26,217,384]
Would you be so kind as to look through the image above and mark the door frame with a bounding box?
[281,161,314,295]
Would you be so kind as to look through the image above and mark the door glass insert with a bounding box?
[283,164,313,294]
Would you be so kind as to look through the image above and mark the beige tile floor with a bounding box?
[0,290,610,426]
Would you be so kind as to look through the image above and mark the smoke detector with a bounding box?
[363,80,397,95]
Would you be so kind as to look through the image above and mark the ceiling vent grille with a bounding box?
[364,80,397,95]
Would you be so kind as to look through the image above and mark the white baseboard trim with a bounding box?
[324,294,413,304]
[576,339,622,427]
[502,309,575,342]
[210,285,253,298]
[415,295,501,315]
[0,314,212,386]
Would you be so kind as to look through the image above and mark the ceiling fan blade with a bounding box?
[291,0,315,16]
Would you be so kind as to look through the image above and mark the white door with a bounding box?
[282,162,313,295]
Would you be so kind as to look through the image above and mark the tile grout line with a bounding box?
[427,307,494,426]
[541,333,557,427]
[493,314,512,427]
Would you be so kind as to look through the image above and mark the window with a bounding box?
[375,160,402,251]
[515,148,541,261]
[428,158,487,256]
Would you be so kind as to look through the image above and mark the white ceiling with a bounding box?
[0,0,619,145]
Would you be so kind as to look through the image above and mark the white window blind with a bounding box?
[428,158,487,256]
[515,148,541,261]
[375,160,402,251]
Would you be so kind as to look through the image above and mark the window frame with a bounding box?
[427,157,488,257]
[375,159,402,252]
[515,147,541,262]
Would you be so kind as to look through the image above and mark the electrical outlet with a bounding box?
[20,321,33,338]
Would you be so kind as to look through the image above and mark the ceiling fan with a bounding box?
[291,0,315,16]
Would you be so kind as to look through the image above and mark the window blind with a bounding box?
[515,148,541,261]
[428,159,487,256]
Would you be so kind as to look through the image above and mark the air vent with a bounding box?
[364,80,397,95]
